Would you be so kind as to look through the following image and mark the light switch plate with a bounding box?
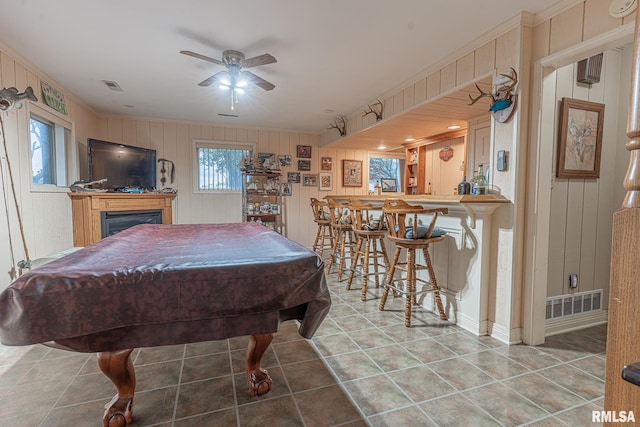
[497,150,507,171]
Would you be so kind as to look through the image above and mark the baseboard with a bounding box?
[487,321,523,345]
[545,310,608,336]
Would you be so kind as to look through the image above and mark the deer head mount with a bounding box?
[328,116,347,137]
[468,67,518,123]
[362,99,384,122]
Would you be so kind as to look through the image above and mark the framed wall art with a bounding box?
[296,145,312,158]
[287,172,300,183]
[302,174,318,187]
[319,172,333,191]
[298,160,311,171]
[321,157,332,170]
[556,97,605,179]
[277,154,292,167]
[342,159,362,187]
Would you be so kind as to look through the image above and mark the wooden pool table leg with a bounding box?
[98,349,136,427]
[246,333,274,396]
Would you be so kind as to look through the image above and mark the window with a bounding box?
[29,106,74,189]
[368,154,404,192]
[194,140,253,192]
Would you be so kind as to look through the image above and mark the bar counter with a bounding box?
[325,193,510,341]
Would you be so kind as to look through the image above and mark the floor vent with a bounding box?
[545,289,602,320]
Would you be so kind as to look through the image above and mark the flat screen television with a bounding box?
[87,139,156,190]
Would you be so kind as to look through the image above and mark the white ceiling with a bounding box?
[0,0,568,144]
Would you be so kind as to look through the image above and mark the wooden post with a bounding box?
[603,6,640,423]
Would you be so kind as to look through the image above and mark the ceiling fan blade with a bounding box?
[243,71,275,91]
[198,71,227,87]
[241,53,277,69]
[180,50,223,65]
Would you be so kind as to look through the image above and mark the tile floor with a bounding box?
[0,271,606,426]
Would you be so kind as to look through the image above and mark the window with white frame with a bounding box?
[368,153,404,192]
[194,140,253,192]
[29,106,74,189]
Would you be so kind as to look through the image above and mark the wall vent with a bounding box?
[576,53,603,85]
[545,289,602,320]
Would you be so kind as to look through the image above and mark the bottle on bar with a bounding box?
[458,175,470,195]
[472,164,486,195]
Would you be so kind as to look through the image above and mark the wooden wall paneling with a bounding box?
[547,65,573,298]
[563,178,585,292]
[532,19,552,64]
[549,3,585,55]
[426,71,440,100]
[456,52,475,85]
[107,117,124,143]
[583,51,617,295]
[440,62,457,92]
[121,119,136,145]
[414,77,427,104]
[475,41,496,78]
[403,86,415,110]
[393,91,404,116]
[583,0,622,41]
[134,119,150,148]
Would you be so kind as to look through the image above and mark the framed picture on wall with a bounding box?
[556,97,605,179]
[319,172,333,191]
[287,172,300,183]
[321,157,332,170]
[302,174,318,187]
[298,160,311,171]
[296,145,312,158]
[342,159,362,187]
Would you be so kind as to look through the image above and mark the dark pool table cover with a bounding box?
[0,223,331,352]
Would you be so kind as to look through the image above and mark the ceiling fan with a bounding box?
[180,49,277,91]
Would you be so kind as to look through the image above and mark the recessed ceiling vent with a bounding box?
[576,53,603,85]
[218,113,239,118]
[102,80,123,91]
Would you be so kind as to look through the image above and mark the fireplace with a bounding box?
[100,209,162,238]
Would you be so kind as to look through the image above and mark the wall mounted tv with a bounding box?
[87,139,156,190]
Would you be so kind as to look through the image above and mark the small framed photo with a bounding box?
[381,178,398,192]
[342,159,362,187]
[298,160,311,171]
[302,174,318,187]
[319,172,333,191]
[321,157,332,170]
[281,183,292,196]
[277,154,292,167]
[296,145,312,158]
[287,172,300,183]
[258,152,275,165]
[556,97,605,178]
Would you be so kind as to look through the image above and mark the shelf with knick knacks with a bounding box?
[242,172,283,234]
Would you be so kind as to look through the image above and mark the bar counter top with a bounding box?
[324,193,510,205]
[324,193,509,229]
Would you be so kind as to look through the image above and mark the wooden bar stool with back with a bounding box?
[326,198,355,281]
[310,198,333,258]
[346,199,390,301]
[380,199,448,327]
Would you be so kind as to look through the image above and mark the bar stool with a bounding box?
[310,198,333,258]
[326,198,355,281]
[380,199,448,327]
[346,200,390,301]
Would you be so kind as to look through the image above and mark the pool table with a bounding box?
[0,222,330,426]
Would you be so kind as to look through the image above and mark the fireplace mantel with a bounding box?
[68,192,177,246]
